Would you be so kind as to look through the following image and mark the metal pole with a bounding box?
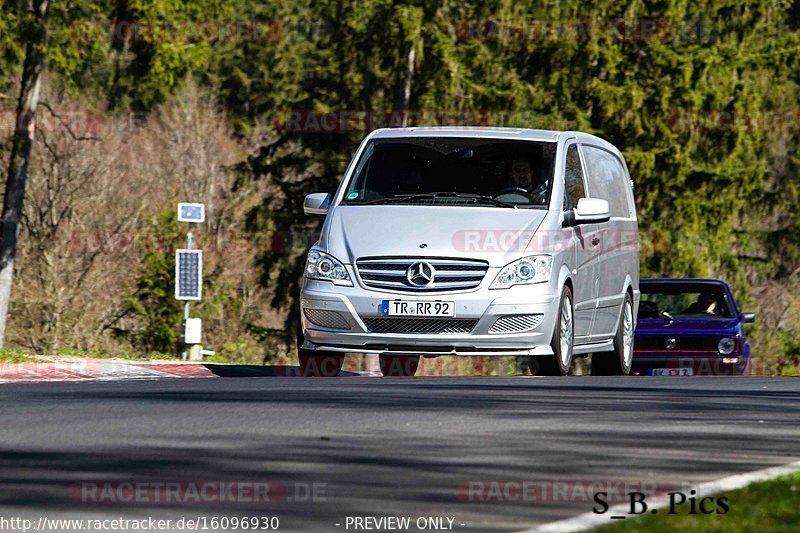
[181,301,189,361]
[181,230,194,361]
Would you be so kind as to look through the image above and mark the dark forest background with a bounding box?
[2,0,800,373]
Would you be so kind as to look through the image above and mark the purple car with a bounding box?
[632,278,755,376]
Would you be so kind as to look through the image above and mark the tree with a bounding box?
[0,0,237,348]
[0,0,51,348]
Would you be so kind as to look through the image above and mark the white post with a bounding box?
[181,230,196,360]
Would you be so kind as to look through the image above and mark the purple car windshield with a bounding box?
[638,289,735,320]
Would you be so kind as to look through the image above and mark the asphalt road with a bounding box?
[1,376,798,532]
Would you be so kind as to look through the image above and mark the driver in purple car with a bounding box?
[684,293,718,315]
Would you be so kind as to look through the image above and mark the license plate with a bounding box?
[381,300,455,317]
[649,368,694,376]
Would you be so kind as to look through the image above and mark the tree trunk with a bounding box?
[394,47,416,127]
[0,0,50,348]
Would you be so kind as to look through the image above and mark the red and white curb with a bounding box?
[0,360,218,383]
[0,359,381,383]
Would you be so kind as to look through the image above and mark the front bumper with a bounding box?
[300,277,559,356]
[631,352,750,376]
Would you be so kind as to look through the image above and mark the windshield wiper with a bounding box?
[360,192,516,208]
[440,192,517,208]
[358,193,437,205]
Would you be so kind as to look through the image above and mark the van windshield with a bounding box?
[341,137,556,208]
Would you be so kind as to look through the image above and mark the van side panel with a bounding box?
[561,142,595,341]
[581,145,639,339]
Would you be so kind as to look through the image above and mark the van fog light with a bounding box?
[304,308,351,330]
[722,357,739,364]
[489,314,544,334]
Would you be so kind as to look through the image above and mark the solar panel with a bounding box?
[177,203,205,223]
[175,249,202,300]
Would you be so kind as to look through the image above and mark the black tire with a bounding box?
[530,285,574,376]
[591,292,634,376]
[297,352,344,377]
[379,355,419,377]
[296,318,345,377]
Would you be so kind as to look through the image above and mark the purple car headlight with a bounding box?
[718,337,736,355]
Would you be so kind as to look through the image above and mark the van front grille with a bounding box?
[361,317,478,334]
[356,257,488,292]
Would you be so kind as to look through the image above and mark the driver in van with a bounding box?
[509,158,533,189]
[504,157,548,203]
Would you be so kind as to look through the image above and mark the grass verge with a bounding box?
[598,471,800,532]
[0,349,40,363]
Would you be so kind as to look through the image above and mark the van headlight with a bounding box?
[305,250,353,286]
[490,255,553,289]
[718,337,736,355]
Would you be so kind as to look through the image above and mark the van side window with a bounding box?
[581,145,631,218]
[564,145,585,210]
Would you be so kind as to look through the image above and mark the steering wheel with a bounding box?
[495,187,528,197]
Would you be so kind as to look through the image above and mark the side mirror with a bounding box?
[564,197,610,226]
[303,193,330,216]
[741,312,756,323]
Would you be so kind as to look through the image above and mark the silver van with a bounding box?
[298,127,639,377]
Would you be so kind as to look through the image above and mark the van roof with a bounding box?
[368,127,620,155]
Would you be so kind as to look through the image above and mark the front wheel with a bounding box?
[530,285,574,376]
[298,353,345,377]
[591,293,634,376]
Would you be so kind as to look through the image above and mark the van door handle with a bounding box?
[592,236,600,246]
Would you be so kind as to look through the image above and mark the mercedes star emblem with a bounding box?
[406,261,435,286]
